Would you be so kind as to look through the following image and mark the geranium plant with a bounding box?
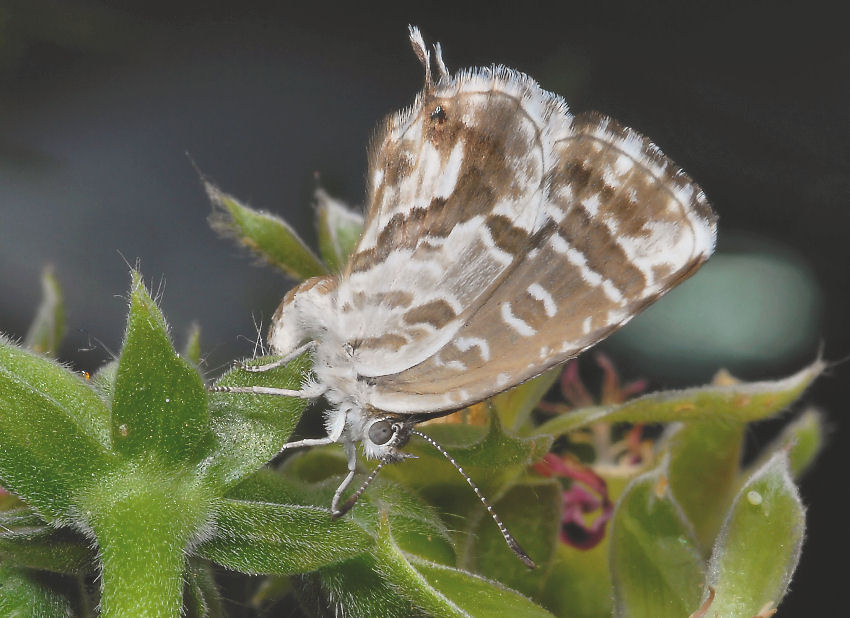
[0,185,823,617]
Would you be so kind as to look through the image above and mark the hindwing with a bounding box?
[366,111,716,413]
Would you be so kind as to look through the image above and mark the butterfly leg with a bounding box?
[208,383,326,398]
[330,441,358,517]
[274,407,346,456]
[274,412,359,516]
[238,341,316,373]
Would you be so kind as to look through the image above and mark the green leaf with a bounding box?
[413,557,554,618]
[90,359,118,402]
[269,453,458,562]
[385,413,552,507]
[540,542,613,618]
[183,322,203,367]
[196,498,373,574]
[183,559,224,618]
[609,460,705,618]
[206,181,327,280]
[111,271,209,464]
[24,266,66,357]
[205,354,312,488]
[353,477,456,565]
[240,462,457,563]
[0,565,77,618]
[243,473,455,617]
[536,360,823,436]
[748,407,824,479]
[375,514,555,618]
[380,414,552,567]
[782,408,824,478]
[250,574,293,608]
[314,188,364,271]
[0,508,93,574]
[0,337,110,449]
[663,421,743,551]
[467,480,561,595]
[703,452,804,616]
[277,468,548,616]
[228,424,551,616]
[0,337,114,522]
[492,368,560,433]
[306,554,415,617]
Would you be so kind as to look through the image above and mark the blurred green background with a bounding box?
[0,1,845,614]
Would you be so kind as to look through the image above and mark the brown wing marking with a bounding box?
[368,112,716,413]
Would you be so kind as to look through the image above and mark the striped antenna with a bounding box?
[331,459,388,519]
[411,430,536,569]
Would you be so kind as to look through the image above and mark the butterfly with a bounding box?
[214,26,717,568]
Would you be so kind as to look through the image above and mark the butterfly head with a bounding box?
[359,413,417,462]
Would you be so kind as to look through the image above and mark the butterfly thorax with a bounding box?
[268,275,339,356]
[270,276,366,389]
[269,275,414,460]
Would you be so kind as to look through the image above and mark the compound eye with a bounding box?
[368,420,394,445]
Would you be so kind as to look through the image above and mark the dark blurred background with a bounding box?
[0,1,846,613]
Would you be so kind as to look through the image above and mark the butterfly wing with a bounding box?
[366,109,717,414]
[334,68,568,377]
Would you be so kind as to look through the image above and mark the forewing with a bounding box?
[368,111,717,414]
[334,68,570,377]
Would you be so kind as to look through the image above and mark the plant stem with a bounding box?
[80,464,213,618]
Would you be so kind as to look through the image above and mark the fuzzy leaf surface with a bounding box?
[237,463,456,564]
[536,360,823,436]
[24,267,66,357]
[664,420,743,551]
[0,508,92,574]
[0,565,77,618]
[610,461,705,618]
[111,272,209,464]
[467,480,561,597]
[197,498,373,574]
[205,354,312,488]
[703,452,805,616]
[234,468,462,616]
[375,514,554,618]
[314,188,364,271]
[0,338,114,522]
[207,181,326,280]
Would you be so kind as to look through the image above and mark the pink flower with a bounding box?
[534,453,613,550]
[561,354,648,409]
